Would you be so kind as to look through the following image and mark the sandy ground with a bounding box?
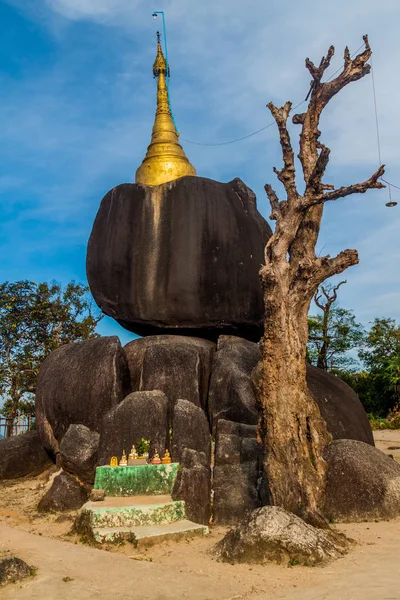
[0,430,399,600]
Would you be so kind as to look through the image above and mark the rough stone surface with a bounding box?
[0,557,31,586]
[0,431,52,480]
[125,336,215,410]
[213,420,262,525]
[324,439,400,522]
[35,337,130,454]
[59,425,100,484]
[172,449,211,525]
[38,471,89,513]
[208,336,260,432]
[86,177,272,340]
[171,399,211,463]
[214,506,348,565]
[307,365,374,446]
[89,489,105,502]
[97,390,169,466]
[208,336,374,444]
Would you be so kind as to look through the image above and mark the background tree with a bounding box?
[307,281,364,371]
[252,35,384,527]
[0,281,102,434]
[357,318,400,415]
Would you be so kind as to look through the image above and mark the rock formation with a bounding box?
[86,177,271,341]
[35,336,130,454]
[324,439,400,522]
[0,431,52,480]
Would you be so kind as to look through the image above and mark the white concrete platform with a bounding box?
[93,519,209,545]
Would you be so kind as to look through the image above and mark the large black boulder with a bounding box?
[208,336,259,433]
[86,177,272,341]
[213,419,262,525]
[307,365,374,445]
[172,449,211,525]
[38,471,89,513]
[0,432,52,480]
[35,337,130,454]
[324,439,400,522]
[125,336,215,411]
[171,399,211,463]
[97,390,169,465]
[208,336,374,445]
[59,425,100,484]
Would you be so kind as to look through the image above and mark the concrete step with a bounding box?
[80,495,186,528]
[92,519,209,546]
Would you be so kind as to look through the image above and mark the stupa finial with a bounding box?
[135,32,196,186]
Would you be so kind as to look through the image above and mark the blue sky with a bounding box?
[1,0,399,345]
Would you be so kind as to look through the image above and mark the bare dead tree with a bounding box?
[252,35,384,527]
[313,280,347,370]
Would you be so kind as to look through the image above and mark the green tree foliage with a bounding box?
[357,318,400,416]
[307,283,364,372]
[0,281,102,426]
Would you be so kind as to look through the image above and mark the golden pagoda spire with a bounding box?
[135,32,197,186]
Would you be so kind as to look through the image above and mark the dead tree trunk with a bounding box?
[253,36,384,526]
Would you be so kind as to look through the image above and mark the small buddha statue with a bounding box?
[110,456,118,467]
[119,450,128,466]
[151,450,161,465]
[161,449,172,464]
[128,445,138,465]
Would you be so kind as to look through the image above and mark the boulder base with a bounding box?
[214,506,348,565]
[0,557,31,586]
[38,471,89,513]
[0,432,52,480]
[86,177,272,340]
[97,390,169,466]
[325,439,400,522]
[172,449,211,525]
[125,336,215,410]
[59,425,100,484]
[35,336,130,454]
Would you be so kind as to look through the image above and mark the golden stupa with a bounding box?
[135,33,196,186]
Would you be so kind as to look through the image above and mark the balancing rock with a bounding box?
[86,176,272,340]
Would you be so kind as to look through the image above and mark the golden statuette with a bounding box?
[119,450,128,467]
[151,450,162,465]
[161,449,172,464]
[109,456,118,467]
[135,32,196,186]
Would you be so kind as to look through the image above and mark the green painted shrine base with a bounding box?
[94,463,180,496]
[81,499,186,528]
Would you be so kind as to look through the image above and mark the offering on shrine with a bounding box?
[161,449,172,464]
[151,451,162,465]
[109,456,118,467]
[119,450,128,466]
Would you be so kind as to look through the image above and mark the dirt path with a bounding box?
[1,430,400,599]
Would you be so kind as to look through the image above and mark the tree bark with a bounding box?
[253,36,385,526]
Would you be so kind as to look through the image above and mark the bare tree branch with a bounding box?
[265,184,281,220]
[313,250,359,287]
[267,101,298,201]
[305,165,385,207]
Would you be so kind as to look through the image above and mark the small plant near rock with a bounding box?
[62,576,74,582]
[287,558,301,568]
[136,438,150,456]
[29,565,38,578]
